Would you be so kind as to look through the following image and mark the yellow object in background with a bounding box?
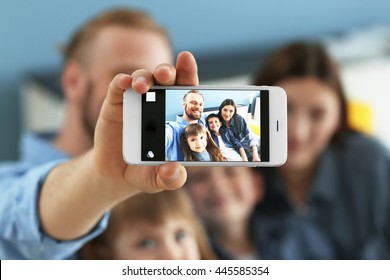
[249,122,260,137]
[347,101,373,135]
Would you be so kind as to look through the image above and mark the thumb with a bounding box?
[156,163,187,191]
[175,51,199,86]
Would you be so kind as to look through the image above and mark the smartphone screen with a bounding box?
[140,87,270,163]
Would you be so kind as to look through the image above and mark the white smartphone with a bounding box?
[123,85,287,166]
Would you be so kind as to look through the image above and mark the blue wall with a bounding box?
[1,0,390,160]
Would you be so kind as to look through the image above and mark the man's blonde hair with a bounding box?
[62,7,171,65]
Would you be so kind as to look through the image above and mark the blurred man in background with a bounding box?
[0,8,198,259]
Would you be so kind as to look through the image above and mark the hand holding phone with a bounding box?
[123,85,287,166]
[92,52,200,195]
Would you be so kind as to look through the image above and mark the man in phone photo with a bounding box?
[0,7,197,260]
[165,90,207,161]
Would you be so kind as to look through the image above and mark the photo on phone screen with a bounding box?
[139,88,270,163]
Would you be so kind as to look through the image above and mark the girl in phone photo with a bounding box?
[181,123,226,161]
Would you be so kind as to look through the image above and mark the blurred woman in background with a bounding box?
[252,41,390,259]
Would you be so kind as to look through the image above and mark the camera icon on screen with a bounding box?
[146,151,154,159]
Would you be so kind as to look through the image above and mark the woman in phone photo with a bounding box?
[181,123,226,161]
[217,99,260,161]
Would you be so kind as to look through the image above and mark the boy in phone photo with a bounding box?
[206,113,248,161]
[180,123,226,161]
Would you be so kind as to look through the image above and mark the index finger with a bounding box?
[105,73,133,105]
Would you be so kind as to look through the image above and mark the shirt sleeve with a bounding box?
[238,115,258,148]
[0,160,109,259]
[249,130,260,148]
[226,129,242,150]
[165,122,175,160]
[359,144,390,259]
[165,123,173,148]
[341,134,390,259]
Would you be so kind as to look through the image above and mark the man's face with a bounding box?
[81,26,172,137]
[183,93,204,121]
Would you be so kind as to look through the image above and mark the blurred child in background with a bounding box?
[185,166,334,259]
[79,189,214,260]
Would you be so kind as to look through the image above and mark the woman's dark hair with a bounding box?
[252,41,350,144]
[217,99,237,123]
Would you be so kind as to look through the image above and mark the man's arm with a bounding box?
[165,123,175,160]
[39,52,199,241]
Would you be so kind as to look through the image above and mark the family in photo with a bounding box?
[165,89,261,162]
[2,4,390,265]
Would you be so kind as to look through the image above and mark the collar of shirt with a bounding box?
[222,115,238,128]
[20,132,69,165]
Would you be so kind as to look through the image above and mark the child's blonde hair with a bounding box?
[79,189,215,260]
[180,123,226,161]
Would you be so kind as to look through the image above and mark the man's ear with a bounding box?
[61,60,87,104]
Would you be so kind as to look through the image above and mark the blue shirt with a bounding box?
[0,132,109,259]
[209,128,243,153]
[192,151,211,161]
[165,116,206,161]
[259,132,390,259]
[212,208,335,260]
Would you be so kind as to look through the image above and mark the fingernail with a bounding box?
[161,165,181,181]
[167,167,180,181]
[159,65,173,74]
[134,76,147,85]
